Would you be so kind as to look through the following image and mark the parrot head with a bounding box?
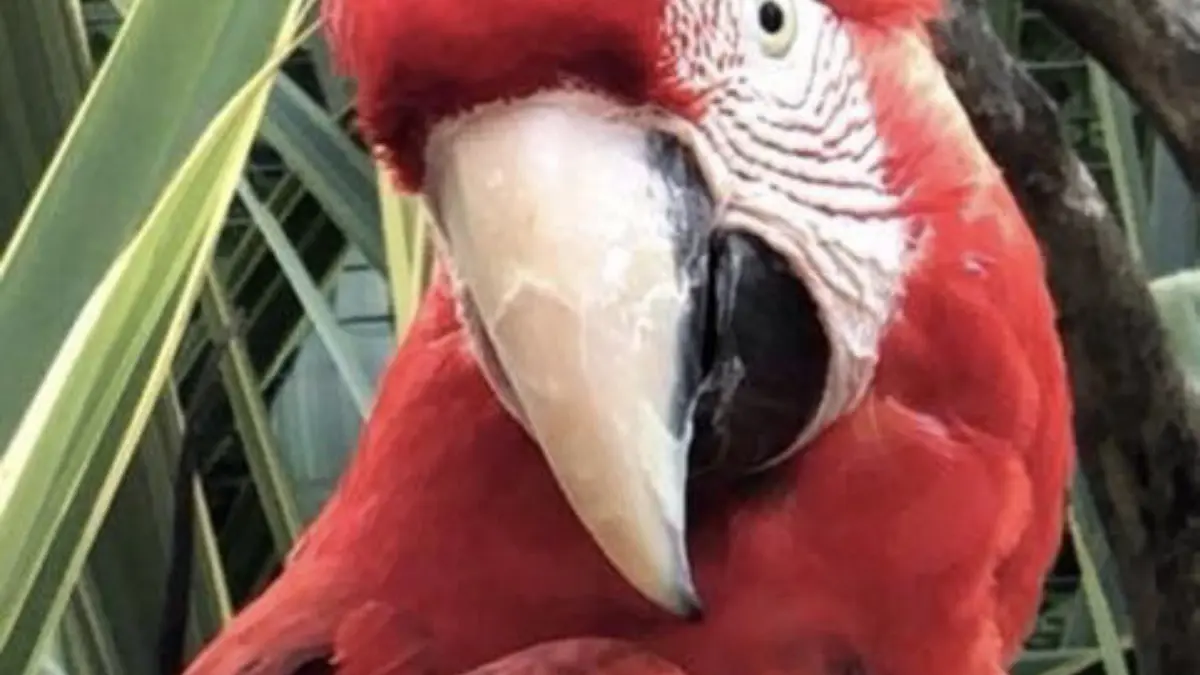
[325,0,1037,617]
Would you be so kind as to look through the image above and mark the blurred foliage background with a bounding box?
[0,0,1195,674]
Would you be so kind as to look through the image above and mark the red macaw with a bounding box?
[184,0,1075,672]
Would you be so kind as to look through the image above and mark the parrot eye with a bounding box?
[755,0,797,58]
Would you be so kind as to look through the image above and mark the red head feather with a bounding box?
[323,0,948,191]
[324,0,694,189]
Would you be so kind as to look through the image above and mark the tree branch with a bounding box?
[1031,0,1200,187]
[929,3,1200,674]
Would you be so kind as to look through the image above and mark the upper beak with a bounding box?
[422,93,825,616]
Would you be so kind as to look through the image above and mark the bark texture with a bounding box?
[1032,0,1200,187]
[930,3,1200,675]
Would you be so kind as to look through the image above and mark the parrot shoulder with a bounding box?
[182,562,437,675]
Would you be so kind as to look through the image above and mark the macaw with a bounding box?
[184,0,1075,672]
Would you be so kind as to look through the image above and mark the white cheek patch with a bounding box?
[666,0,922,455]
[722,197,922,454]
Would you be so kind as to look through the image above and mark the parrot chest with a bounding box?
[341,403,1023,675]
[300,302,1058,675]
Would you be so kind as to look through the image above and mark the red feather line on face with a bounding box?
[322,0,693,191]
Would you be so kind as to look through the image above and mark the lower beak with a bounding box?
[422,96,825,616]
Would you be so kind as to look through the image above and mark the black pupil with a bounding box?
[759,1,785,34]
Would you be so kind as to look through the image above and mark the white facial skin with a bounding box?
[659,0,923,464]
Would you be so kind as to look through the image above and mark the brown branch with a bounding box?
[929,3,1200,674]
[1031,0,1200,187]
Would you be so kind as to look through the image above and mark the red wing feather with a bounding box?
[463,639,687,675]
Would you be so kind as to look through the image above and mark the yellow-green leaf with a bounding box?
[0,1,311,671]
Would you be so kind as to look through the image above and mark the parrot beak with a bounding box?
[422,93,827,617]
